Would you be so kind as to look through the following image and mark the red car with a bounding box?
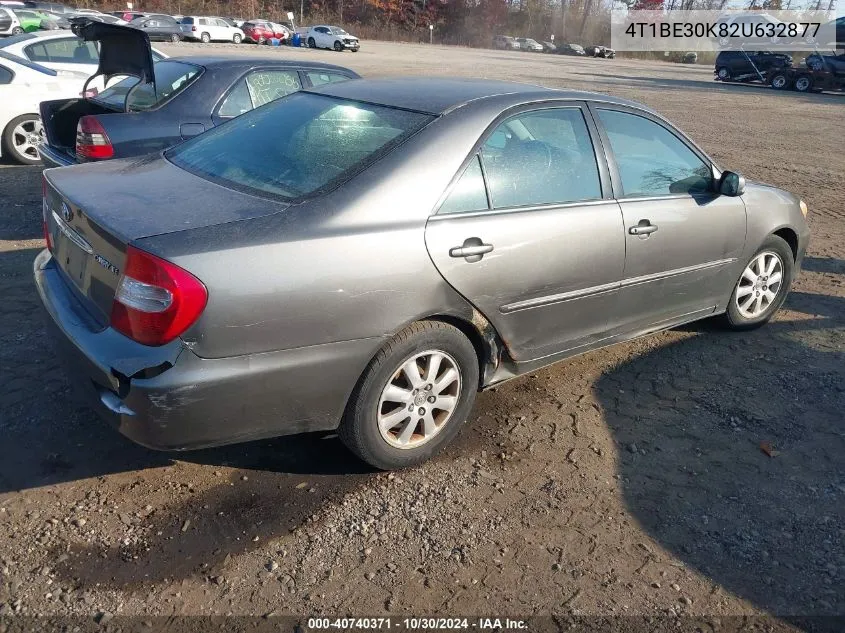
[242,20,288,43]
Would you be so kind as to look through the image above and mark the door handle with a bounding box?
[629,220,658,237]
[449,237,494,263]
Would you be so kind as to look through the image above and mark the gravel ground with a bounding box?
[0,41,843,625]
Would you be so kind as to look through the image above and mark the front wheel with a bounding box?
[233,33,242,44]
[716,66,731,81]
[333,40,343,51]
[339,320,479,470]
[2,114,42,165]
[721,235,793,330]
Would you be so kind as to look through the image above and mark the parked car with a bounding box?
[714,49,791,82]
[492,34,519,50]
[41,9,70,27]
[0,50,86,163]
[179,16,244,43]
[268,21,290,42]
[713,12,787,49]
[75,13,126,25]
[585,45,615,58]
[0,30,166,92]
[0,5,26,33]
[39,21,358,168]
[306,25,359,51]
[241,20,275,43]
[13,8,57,30]
[36,77,809,469]
[21,0,71,11]
[128,14,182,42]
[516,37,543,52]
[541,40,556,53]
[556,42,585,55]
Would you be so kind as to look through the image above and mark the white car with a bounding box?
[306,25,360,52]
[0,6,26,35]
[0,50,87,164]
[0,31,166,92]
[178,15,245,43]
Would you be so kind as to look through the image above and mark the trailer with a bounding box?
[768,67,845,93]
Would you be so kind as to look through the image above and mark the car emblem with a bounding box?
[61,202,72,222]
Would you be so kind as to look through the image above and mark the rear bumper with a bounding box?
[39,143,77,169]
[34,249,382,451]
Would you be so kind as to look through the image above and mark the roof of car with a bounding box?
[170,55,356,73]
[307,77,644,115]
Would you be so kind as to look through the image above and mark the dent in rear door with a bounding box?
[424,104,625,362]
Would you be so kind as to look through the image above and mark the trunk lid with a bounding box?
[44,156,289,325]
[70,18,155,91]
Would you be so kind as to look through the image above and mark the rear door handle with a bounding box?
[629,220,658,236]
[449,238,494,263]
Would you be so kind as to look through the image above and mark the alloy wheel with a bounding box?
[735,251,783,319]
[11,118,42,162]
[377,350,461,449]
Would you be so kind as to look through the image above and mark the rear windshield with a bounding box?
[93,60,201,111]
[179,16,194,23]
[167,92,433,201]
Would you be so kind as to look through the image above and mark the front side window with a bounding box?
[480,108,602,209]
[596,109,712,197]
[439,156,488,214]
[168,93,433,200]
[93,60,201,110]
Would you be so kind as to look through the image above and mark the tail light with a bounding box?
[42,176,53,252]
[110,246,207,346]
[191,25,196,31]
[76,116,114,160]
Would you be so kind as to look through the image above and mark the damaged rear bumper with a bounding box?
[34,249,380,451]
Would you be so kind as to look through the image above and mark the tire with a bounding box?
[339,320,479,470]
[170,33,180,43]
[233,33,242,44]
[350,47,358,52]
[794,75,812,92]
[721,235,793,331]
[2,114,42,165]
[333,40,343,51]
[716,66,731,81]
[770,72,789,90]
[307,36,315,48]
[11,26,23,35]
[200,32,210,43]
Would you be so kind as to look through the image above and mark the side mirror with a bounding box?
[718,170,745,197]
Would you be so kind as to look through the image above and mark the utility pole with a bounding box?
[339,0,342,22]
[300,0,304,24]
[561,0,567,41]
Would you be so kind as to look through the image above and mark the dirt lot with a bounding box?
[0,41,843,626]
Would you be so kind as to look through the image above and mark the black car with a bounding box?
[714,50,792,82]
[556,43,586,56]
[804,52,845,74]
[39,20,360,168]
[128,14,183,42]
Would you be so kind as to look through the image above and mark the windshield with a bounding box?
[93,60,201,111]
[167,93,433,201]
[330,27,348,35]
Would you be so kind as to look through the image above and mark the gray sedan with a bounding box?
[35,78,810,470]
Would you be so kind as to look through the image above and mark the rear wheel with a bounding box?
[11,26,23,35]
[721,235,793,330]
[716,66,731,81]
[170,32,180,42]
[794,75,812,92]
[233,33,242,44]
[333,40,343,51]
[339,320,479,470]
[2,114,42,165]
[200,31,210,43]
[307,36,315,48]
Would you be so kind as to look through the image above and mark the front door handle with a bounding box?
[449,237,494,263]
[629,220,658,237]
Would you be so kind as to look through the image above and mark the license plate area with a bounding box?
[52,211,92,292]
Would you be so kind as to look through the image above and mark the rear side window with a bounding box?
[0,65,12,85]
[26,39,98,64]
[596,109,712,197]
[481,108,602,209]
[305,70,350,87]
[245,70,301,107]
[439,156,488,214]
[94,60,201,111]
[168,93,433,201]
